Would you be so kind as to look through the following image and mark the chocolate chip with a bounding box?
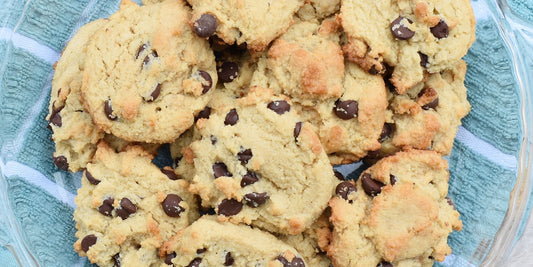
[193,13,218,38]
[53,155,69,171]
[198,70,213,94]
[333,170,345,181]
[164,252,176,265]
[196,248,207,254]
[368,64,381,75]
[213,162,232,178]
[217,199,243,216]
[244,192,269,208]
[187,258,202,267]
[377,261,393,267]
[379,123,395,142]
[144,83,161,102]
[116,198,137,220]
[276,255,306,267]
[361,173,385,196]
[142,50,158,68]
[135,43,148,59]
[162,194,185,217]
[224,252,234,266]
[237,149,253,164]
[294,122,302,141]
[218,62,239,83]
[85,170,100,185]
[390,174,397,185]
[195,106,211,122]
[390,16,415,40]
[241,171,259,187]
[267,100,291,115]
[446,196,457,210]
[224,108,239,125]
[422,98,439,110]
[335,182,357,202]
[161,168,180,180]
[419,52,429,68]
[113,253,121,267]
[334,100,358,120]
[210,135,217,145]
[49,104,64,127]
[98,197,115,217]
[430,20,449,39]
[104,99,117,121]
[81,234,97,252]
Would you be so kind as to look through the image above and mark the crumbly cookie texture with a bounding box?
[279,212,333,267]
[73,142,199,267]
[82,0,217,143]
[369,60,470,161]
[328,150,462,267]
[160,216,307,266]
[340,0,475,93]
[296,0,341,21]
[187,0,305,51]
[251,19,344,102]
[47,19,107,172]
[186,86,337,235]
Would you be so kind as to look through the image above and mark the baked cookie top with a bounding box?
[327,150,462,267]
[73,142,199,267]
[47,19,108,172]
[187,0,305,51]
[185,86,337,235]
[160,216,308,266]
[370,60,470,161]
[340,0,475,93]
[82,0,217,143]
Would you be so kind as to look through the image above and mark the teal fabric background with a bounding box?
[0,0,531,266]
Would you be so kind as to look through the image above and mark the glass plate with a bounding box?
[0,0,532,266]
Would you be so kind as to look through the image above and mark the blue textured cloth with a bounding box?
[0,0,531,266]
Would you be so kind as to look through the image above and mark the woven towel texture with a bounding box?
[0,0,530,266]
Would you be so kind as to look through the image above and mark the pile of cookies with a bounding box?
[46,0,475,266]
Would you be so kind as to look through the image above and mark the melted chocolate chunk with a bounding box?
[335,182,357,202]
[224,252,234,266]
[161,168,180,180]
[237,149,253,165]
[98,197,115,217]
[379,123,395,142]
[218,62,239,83]
[240,171,259,187]
[85,170,101,185]
[419,52,429,68]
[187,258,202,267]
[213,162,232,178]
[294,122,302,141]
[195,106,212,122]
[49,104,64,127]
[361,173,385,196]
[81,234,97,253]
[422,98,439,110]
[144,83,161,102]
[390,174,397,185]
[390,16,415,40]
[267,100,291,115]
[377,261,393,267]
[276,255,306,267]
[162,194,185,217]
[333,170,345,181]
[198,70,213,94]
[113,253,121,267]
[334,100,358,120]
[224,108,239,126]
[116,198,137,220]
[243,192,269,208]
[135,43,148,59]
[430,20,449,39]
[53,155,69,171]
[217,199,243,216]
[164,252,176,265]
[104,99,117,121]
[193,14,218,38]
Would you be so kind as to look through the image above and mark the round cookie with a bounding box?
[47,19,107,172]
[73,142,199,267]
[82,0,217,143]
[160,216,308,266]
[327,150,462,267]
[186,86,337,235]
[187,0,305,51]
[279,212,333,267]
[368,60,470,161]
[340,0,476,93]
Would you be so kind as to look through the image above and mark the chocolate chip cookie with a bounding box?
[340,0,475,93]
[160,216,308,266]
[82,0,217,143]
[73,142,199,267]
[327,149,462,267]
[186,86,337,235]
